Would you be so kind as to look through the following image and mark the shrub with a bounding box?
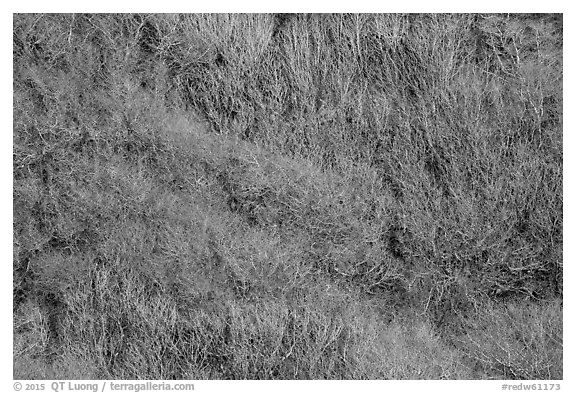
[14,13,562,379]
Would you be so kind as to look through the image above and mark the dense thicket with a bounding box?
[14,14,562,379]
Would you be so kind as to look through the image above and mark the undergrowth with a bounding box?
[13,13,562,379]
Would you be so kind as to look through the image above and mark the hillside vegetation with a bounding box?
[13,13,562,379]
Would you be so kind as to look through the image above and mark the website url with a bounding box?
[108,382,194,392]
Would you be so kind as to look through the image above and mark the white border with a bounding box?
[4,4,572,391]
